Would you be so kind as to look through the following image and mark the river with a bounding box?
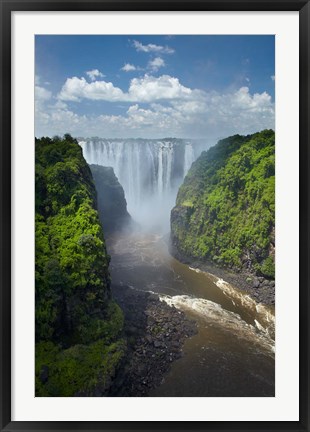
[107,229,275,397]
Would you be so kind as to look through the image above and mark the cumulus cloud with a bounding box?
[36,106,88,137]
[132,40,174,54]
[148,57,165,72]
[35,85,52,102]
[86,69,105,81]
[121,88,274,138]
[271,75,275,81]
[35,84,53,117]
[58,76,124,102]
[128,75,197,102]
[58,74,200,103]
[37,80,274,140]
[121,63,137,72]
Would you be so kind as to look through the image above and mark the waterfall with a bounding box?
[165,143,173,192]
[79,138,197,230]
[157,144,163,197]
[184,143,195,176]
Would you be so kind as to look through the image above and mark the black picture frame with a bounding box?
[1,1,309,431]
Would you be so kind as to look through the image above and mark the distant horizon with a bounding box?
[35,127,275,143]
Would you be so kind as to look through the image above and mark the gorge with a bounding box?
[35,132,275,397]
[80,131,275,396]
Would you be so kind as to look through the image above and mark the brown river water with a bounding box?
[107,230,275,397]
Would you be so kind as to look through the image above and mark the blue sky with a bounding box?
[35,35,275,140]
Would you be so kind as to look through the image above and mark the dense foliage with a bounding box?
[35,134,125,396]
[171,130,275,279]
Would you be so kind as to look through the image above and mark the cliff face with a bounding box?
[171,130,275,280]
[89,164,131,232]
[35,135,125,396]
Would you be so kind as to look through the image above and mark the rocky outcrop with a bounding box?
[170,130,275,304]
[109,284,197,396]
[90,164,131,233]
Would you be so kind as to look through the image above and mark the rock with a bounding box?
[172,341,180,348]
[147,316,155,325]
[109,282,198,397]
[89,164,132,232]
[253,279,260,288]
[145,335,153,344]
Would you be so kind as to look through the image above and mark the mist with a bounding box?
[127,181,184,234]
[79,137,210,234]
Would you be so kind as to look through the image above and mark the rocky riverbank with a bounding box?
[109,283,198,396]
[170,244,275,306]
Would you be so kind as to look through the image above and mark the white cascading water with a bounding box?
[184,143,195,176]
[79,138,197,231]
[159,293,275,356]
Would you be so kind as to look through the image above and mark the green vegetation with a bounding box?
[35,337,126,397]
[171,130,275,279]
[35,134,125,396]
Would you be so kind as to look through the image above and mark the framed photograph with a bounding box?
[1,0,309,431]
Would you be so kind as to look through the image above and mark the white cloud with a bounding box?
[35,85,52,115]
[58,74,201,103]
[127,75,198,102]
[35,85,52,102]
[35,75,50,86]
[58,76,124,102]
[37,82,274,140]
[132,40,174,54]
[86,69,105,81]
[148,57,165,72]
[54,100,68,109]
[271,75,275,81]
[121,63,137,72]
